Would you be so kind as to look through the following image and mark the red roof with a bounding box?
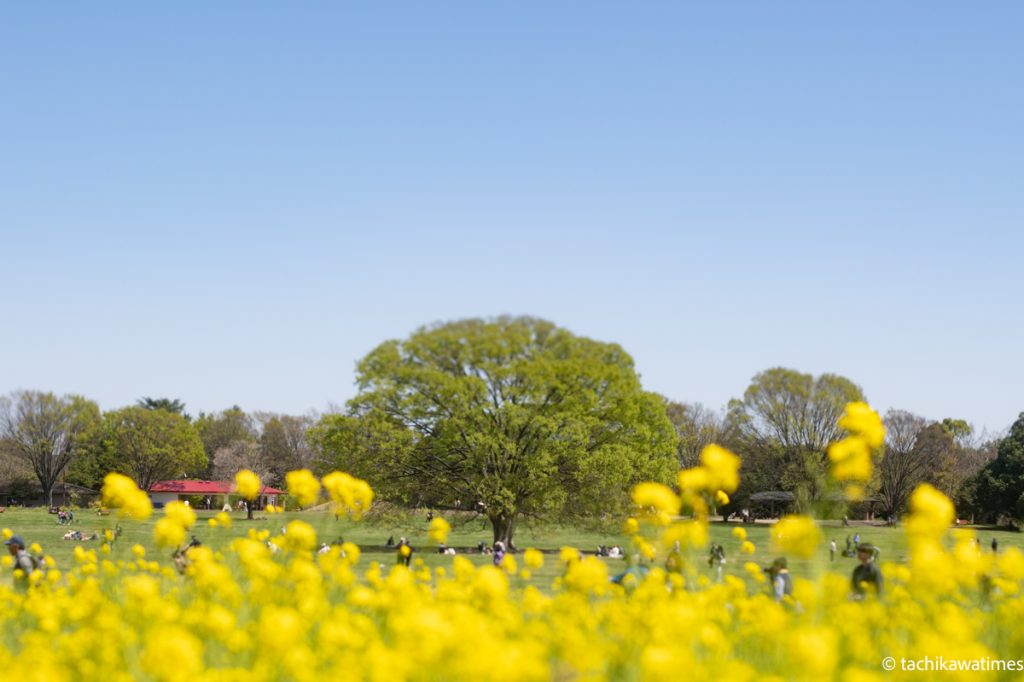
[149,480,285,495]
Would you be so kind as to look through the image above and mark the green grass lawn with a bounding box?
[4,508,1021,589]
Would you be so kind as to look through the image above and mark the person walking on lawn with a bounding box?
[5,536,36,590]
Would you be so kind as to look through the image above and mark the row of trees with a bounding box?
[308,319,1023,543]
[0,393,316,506]
[663,370,1018,524]
[3,317,1023,542]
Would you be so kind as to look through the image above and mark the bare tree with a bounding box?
[254,412,316,485]
[877,409,929,517]
[212,441,273,485]
[664,400,727,469]
[0,390,98,506]
[931,420,998,502]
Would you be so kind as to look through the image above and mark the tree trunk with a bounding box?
[246,501,254,520]
[490,513,518,550]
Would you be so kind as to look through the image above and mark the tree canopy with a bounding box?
[0,390,99,506]
[312,317,677,546]
[727,368,865,508]
[257,413,315,486]
[968,413,1024,524]
[136,397,189,419]
[102,406,207,491]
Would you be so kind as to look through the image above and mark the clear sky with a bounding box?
[2,3,1021,433]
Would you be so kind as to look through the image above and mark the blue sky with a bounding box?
[2,3,1021,433]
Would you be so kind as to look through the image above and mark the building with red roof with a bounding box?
[149,480,284,508]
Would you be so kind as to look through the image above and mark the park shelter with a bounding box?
[749,491,796,519]
[149,480,284,509]
[748,490,881,520]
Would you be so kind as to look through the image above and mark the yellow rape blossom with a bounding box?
[0,461,1022,681]
[321,471,374,519]
[631,482,680,522]
[771,515,822,559]
[101,472,152,520]
[905,483,955,539]
[837,401,886,448]
[164,501,196,530]
[523,548,544,570]
[154,518,187,548]
[677,467,711,493]
[286,469,322,508]
[700,444,741,493]
[827,436,873,482]
[427,517,451,545]
[234,469,261,501]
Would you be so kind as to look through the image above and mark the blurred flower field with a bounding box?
[2,404,1024,681]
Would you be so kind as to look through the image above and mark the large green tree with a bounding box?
[967,413,1024,525]
[311,317,677,547]
[0,390,99,506]
[103,406,207,491]
[727,368,865,507]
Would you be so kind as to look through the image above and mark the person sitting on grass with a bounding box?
[611,554,649,590]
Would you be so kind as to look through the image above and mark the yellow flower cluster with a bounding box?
[154,501,197,548]
[285,469,322,508]
[321,471,374,519]
[2,482,1023,681]
[771,515,823,559]
[234,470,261,501]
[100,473,152,520]
[623,444,742,576]
[2,464,1024,680]
[828,401,885,484]
[676,444,742,514]
[427,517,451,544]
[631,482,679,526]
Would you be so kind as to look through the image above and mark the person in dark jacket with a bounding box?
[851,543,883,599]
[5,535,37,590]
